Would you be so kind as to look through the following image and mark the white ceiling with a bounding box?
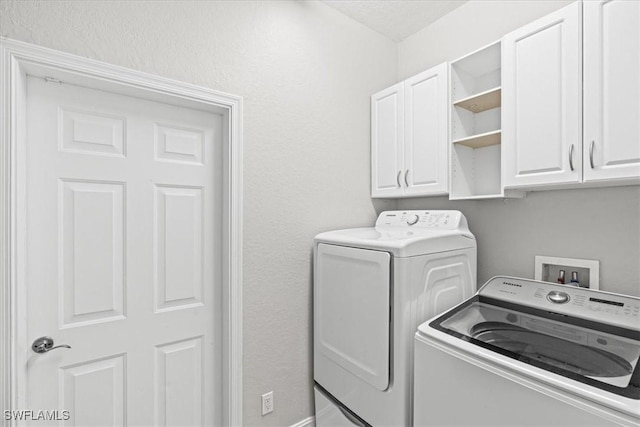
[322,0,468,42]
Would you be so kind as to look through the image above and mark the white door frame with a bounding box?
[0,38,243,426]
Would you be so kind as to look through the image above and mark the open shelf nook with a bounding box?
[449,41,523,200]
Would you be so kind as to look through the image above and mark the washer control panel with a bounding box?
[376,210,462,229]
[479,276,640,329]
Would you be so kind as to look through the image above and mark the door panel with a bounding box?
[155,337,204,426]
[60,355,126,426]
[371,83,404,197]
[22,76,222,426]
[155,185,204,311]
[404,63,448,196]
[155,123,205,164]
[314,244,390,391]
[503,2,582,188]
[60,180,126,327]
[60,108,126,157]
[584,0,640,182]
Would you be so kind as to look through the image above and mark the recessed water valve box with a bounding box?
[534,256,600,290]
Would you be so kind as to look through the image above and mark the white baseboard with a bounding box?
[290,415,315,427]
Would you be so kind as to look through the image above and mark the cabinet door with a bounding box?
[371,83,404,197]
[503,2,582,188]
[583,0,640,183]
[404,63,449,196]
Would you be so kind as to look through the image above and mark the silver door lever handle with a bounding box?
[31,336,71,354]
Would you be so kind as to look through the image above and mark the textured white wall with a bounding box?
[0,1,396,425]
[397,1,640,297]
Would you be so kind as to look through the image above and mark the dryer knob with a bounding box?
[407,214,420,226]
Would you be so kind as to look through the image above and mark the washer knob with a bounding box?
[407,214,420,226]
[547,291,570,304]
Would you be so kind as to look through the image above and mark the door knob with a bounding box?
[31,336,71,354]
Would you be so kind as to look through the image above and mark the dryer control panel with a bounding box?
[375,210,464,229]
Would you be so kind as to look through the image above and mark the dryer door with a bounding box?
[314,244,391,391]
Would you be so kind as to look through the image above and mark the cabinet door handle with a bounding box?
[569,144,575,171]
[404,170,410,187]
[589,140,595,169]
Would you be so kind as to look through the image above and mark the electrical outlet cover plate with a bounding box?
[534,255,600,289]
[262,391,273,415]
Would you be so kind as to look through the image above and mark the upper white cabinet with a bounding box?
[404,63,449,196]
[583,0,640,184]
[371,63,448,198]
[371,83,404,197]
[371,1,638,199]
[502,2,583,189]
[503,0,640,190]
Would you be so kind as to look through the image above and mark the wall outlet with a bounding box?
[261,391,274,415]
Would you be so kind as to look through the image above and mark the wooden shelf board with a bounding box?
[452,130,501,148]
[453,87,501,113]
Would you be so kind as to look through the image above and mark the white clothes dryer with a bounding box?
[313,210,477,426]
[414,276,640,427]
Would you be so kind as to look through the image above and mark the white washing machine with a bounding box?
[414,276,640,427]
[314,210,477,426]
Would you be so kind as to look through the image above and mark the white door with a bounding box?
[19,76,222,426]
[404,63,449,197]
[371,83,404,198]
[502,2,582,188]
[583,0,640,183]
